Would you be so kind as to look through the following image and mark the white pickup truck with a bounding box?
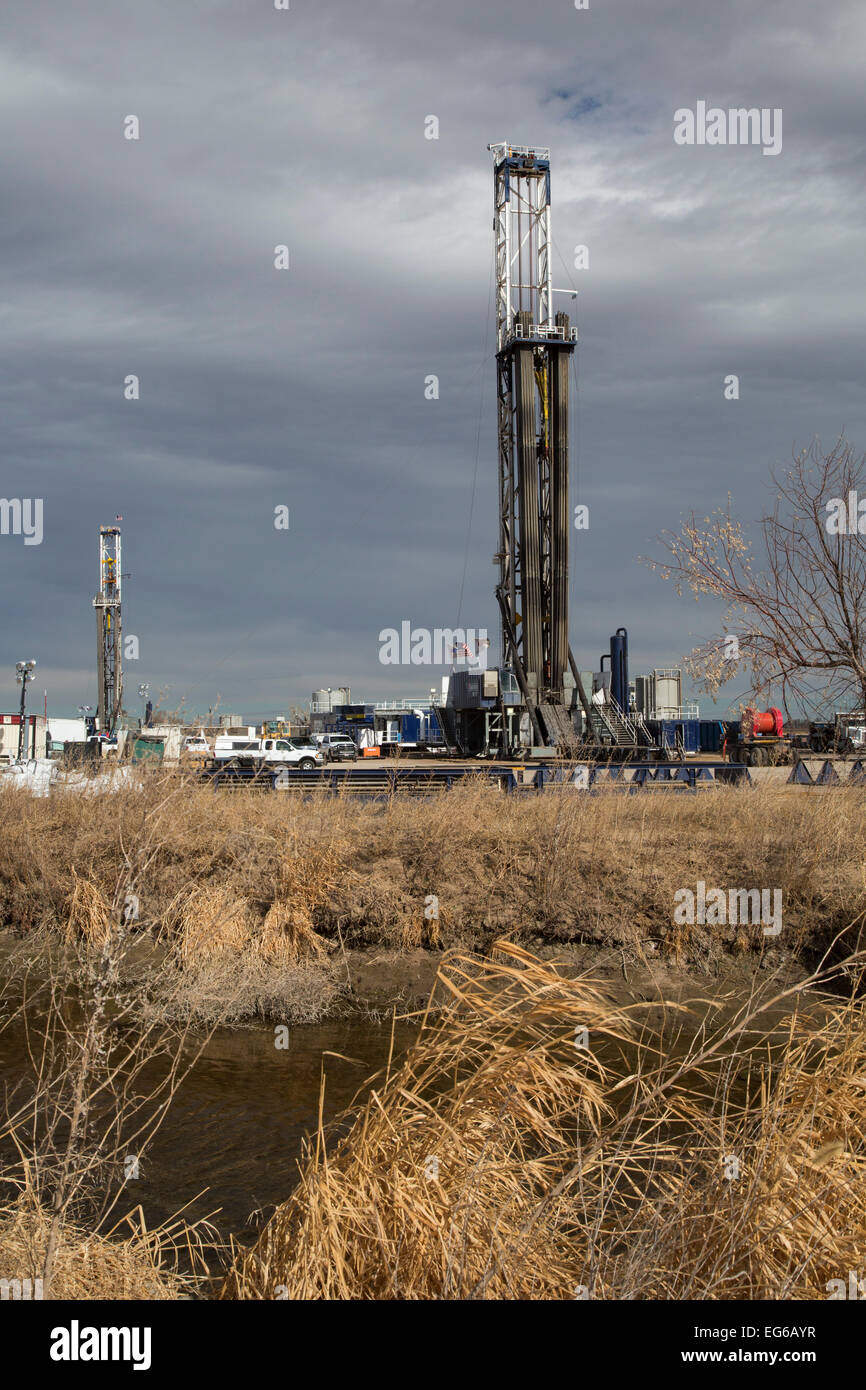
[182,735,211,758]
[213,737,323,770]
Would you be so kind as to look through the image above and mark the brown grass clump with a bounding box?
[63,873,113,948]
[399,903,442,950]
[165,885,256,966]
[257,900,329,965]
[221,941,866,1300]
[635,1020,866,1299]
[0,1196,200,1299]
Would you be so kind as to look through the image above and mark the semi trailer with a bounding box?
[723,708,791,767]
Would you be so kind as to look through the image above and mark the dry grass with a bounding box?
[257,900,329,964]
[0,771,864,1018]
[165,885,257,966]
[2,769,864,1299]
[220,940,866,1300]
[0,1194,211,1299]
[63,873,112,948]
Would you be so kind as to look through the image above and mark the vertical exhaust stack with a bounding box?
[488,142,577,739]
[609,628,629,713]
[93,525,123,734]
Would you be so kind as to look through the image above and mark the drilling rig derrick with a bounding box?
[93,525,123,735]
[488,143,580,749]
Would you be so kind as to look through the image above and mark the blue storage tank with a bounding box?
[608,628,629,712]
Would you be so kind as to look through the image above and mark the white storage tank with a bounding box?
[653,669,682,717]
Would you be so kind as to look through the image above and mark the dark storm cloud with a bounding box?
[1,0,864,717]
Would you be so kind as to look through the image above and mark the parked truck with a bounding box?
[212,736,323,770]
[801,711,866,756]
[181,733,211,764]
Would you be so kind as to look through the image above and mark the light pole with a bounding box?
[138,683,150,728]
[15,661,36,761]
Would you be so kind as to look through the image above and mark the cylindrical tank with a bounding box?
[609,628,629,712]
[334,687,351,706]
[312,689,330,711]
[654,671,681,715]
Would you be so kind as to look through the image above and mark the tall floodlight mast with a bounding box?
[93,525,123,734]
[488,142,577,746]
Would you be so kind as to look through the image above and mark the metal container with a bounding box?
[449,670,498,709]
[401,713,421,743]
[653,719,699,754]
[698,719,724,753]
[634,674,652,716]
[338,705,372,722]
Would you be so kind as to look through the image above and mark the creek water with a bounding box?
[0,1014,415,1251]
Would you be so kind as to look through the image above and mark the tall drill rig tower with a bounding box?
[488,142,582,748]
[93,525,123,734]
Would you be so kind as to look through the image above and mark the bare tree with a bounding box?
[647,437,866,716]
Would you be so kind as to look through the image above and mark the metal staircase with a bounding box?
[586,696,654,750]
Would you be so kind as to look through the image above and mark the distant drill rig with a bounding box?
[488,142,589,750]
[93,525,123,734]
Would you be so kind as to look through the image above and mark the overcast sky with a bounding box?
[2,0,864,720]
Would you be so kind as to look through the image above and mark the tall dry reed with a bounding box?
[222,940,866,1300]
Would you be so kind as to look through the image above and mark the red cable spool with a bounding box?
[751,708,783,736]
